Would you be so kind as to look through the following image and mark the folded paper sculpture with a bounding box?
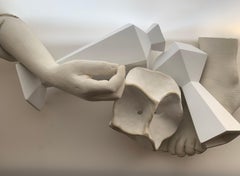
[110,67,182,150]
[16,23,164,110]
[153,42,240,147]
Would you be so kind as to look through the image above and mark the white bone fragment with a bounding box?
[111,67,182,150]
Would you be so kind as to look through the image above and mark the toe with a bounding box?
[194,141,207,154]
[185,139,196,156]
[175,138,186,157]
[160,139,169,152]
[167,137,177,155]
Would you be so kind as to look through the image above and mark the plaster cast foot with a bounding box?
[199,38,240,115]
[160,119,206,157]
[160,97,206,157]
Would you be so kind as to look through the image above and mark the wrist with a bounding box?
[39,62,59,87]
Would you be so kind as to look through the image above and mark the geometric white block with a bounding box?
[183,82,240,147]
[111,67,183,150]
[146,23,165,52]
[58,24,151,65]
[154,42,240,147]
[16,63,46,110]
[146,23,165,69]
[16,24,152,110]
[153,42,207,86]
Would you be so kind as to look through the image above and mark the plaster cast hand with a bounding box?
[44,60,126,101]
[160,118,206,157]
[0,15,125,101]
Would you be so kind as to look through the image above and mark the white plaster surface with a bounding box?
[1,0,240,175]
[111,67,182,150]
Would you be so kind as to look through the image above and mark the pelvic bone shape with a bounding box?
[111,67,182,150]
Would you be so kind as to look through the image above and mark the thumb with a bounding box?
[76,60,123,79]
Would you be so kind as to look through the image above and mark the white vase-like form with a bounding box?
[154,42,240,147]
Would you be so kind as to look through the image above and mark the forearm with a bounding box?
[0,15,57,82]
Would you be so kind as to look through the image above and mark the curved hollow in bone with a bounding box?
[110,67,183,150]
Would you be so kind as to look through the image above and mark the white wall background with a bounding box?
[0,0,240,175]
[1,0,240,56]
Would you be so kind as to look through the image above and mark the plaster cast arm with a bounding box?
[0,15,125,100]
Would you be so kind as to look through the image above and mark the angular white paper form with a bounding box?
[154,42,240,147]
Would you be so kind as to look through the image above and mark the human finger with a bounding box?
[86,82,125,101]
[107,64,126,91]
[75,60,120,78]
[74,65,125,95]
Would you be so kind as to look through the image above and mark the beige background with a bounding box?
[0,0,240,175]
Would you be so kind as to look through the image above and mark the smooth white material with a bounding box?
[111,67,182,150]
[147,23,165,52]
[153,42,207,86]
[146,24,165,69]
[183,82,240,147]
[16,63,46,109]
[58,24,151,65]
[154,42,240,147]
